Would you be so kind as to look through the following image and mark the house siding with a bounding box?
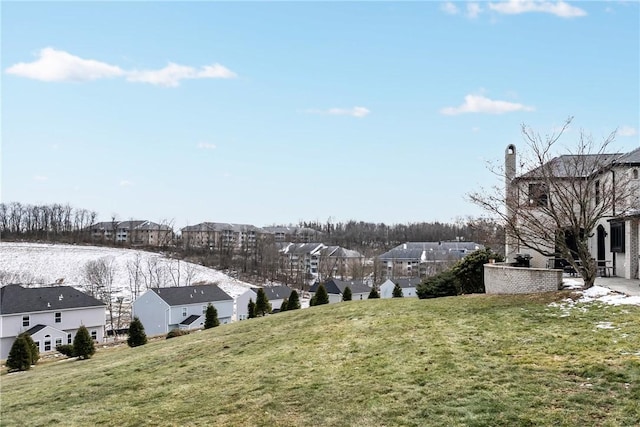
[132,291,170,337]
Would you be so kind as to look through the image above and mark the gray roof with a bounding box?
[310,279,371,295]
[0,284,106,315]
[394,277,422,288]
[180,314,201,325]
[517,153,621,180]
[279,242,325,255]
[615,147,640,165]
[135,220,172,231]
[378,242,483,261]
[259,286,293,300]
[182,222,263,233]
[25,324,48,335]
[322,246,362,258]
[151,284,233,306]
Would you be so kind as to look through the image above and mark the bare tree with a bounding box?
[126,252,145,299]
[82,257,118,333]
[469,117,632,288]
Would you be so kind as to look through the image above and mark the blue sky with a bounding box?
[2,1,639,229]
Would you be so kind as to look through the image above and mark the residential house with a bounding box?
[378,242,483,279]
[278,242,326,284]
[505,144,640,278]
[317,246,364,281]
[132,284,233,336]
[0,284,106,360]
[260,286,294,312]
[130,221,174,247]
[236,288,258,321]
[379,277,420,298]
[309,279,371,303]
[262,226,323,243]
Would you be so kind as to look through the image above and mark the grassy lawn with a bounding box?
[2,292,639,426]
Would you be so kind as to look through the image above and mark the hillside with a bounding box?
[2,294,639,426]
[0,242,255,300]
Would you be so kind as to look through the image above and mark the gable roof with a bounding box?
[310,279,370,295]
[516,153,621,180]
[615,147,640,165]
[181,222,263,233]
[150,284,233,306]
[259,286,293,301]
[0,284,106,315]
[378,242,483,261]
[394,277,422,288]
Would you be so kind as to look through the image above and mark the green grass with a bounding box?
[2,292,640,426]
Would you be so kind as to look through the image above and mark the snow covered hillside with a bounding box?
[0,242,256,301]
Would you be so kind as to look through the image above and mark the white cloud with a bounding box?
[441,2,460,14]
[306,107,371,118]
[618,126,638,137]
[126,62,236,87]
[441,94,535,115]
[5,47,124,82]
[467,3,483,18]
[197,142,217,150]
[33,175,48,182]
[120,180,133,187]
[6,48,237,87]
[488,1,587,18]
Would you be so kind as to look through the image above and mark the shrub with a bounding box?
[204,304,220,329]
[287,290,301,310]
[6,335,32,371]
[248,299,256,318]
[416,270,460,299]
[166,329,189,339]
[56,344,76,357]
[18,332,39,364]
[255,288,272,316]
[368,287,380,299]
[313,284,329,305]
[73,325,96,359]
[452,248,504,294]
[127,316,148,347]
[342,286,352,301]
[392,283,404,298]
[280,298,289,312]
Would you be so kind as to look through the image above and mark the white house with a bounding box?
[260,286,294,312]
[236,288,258,321]
[309,279,371,303]
[380,278,420,298]
[0,284,106,360]
[132,284,233,337]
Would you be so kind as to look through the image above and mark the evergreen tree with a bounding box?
[18,332,39,365]
[368,287,380,299]
[73,325,96,359]
[6,335,32,371]
[255,288,272,316]
[204,303,220,329]
[287,290,301,310]
[309,295,317,306]
[127,316,148,347]
[248,298,256,318]
[314,284,329,305]
[342,286,352,301]
[392,283,404,298]
[280,298,289,312]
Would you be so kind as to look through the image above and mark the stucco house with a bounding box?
[379,277,420,298]
[0,284,106,360]
[132,284,233,336]
[309,279,371,303]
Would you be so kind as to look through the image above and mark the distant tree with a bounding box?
[204,304,220,329]
[248,298,256,319]
[18,332,39,365]
[255,288,272,316]
[127,316,148,347]
[368,287,380,299]
[287,290,301,310]
[73,325,96,359]
[392,283,404,298]
[6,335,32,371]
[342,286,352,301]
[280,298,289,312]
[314,284,329,305]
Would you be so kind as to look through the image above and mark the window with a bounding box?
[91,330,97,341]
[55,312,61,323]
[182,307,187,317]
[55,338,62,347]
[22,315,30,327]
[44,340,51,351]
[68,333,72,344]
[633,169,639,180]
[610,222,625,253]
[35,341,40,350]
[202,305,207,314]
[595,181,601,205]
[528,183,548,207]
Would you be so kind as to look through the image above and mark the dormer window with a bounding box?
[528,183,548,207]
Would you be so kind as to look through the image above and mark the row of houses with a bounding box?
[0,276,423,360]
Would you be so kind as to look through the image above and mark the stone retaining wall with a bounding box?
[484,262,562,294]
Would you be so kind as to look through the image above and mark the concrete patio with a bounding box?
[594,276,640,296]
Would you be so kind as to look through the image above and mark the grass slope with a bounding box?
[2,293,639,426]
